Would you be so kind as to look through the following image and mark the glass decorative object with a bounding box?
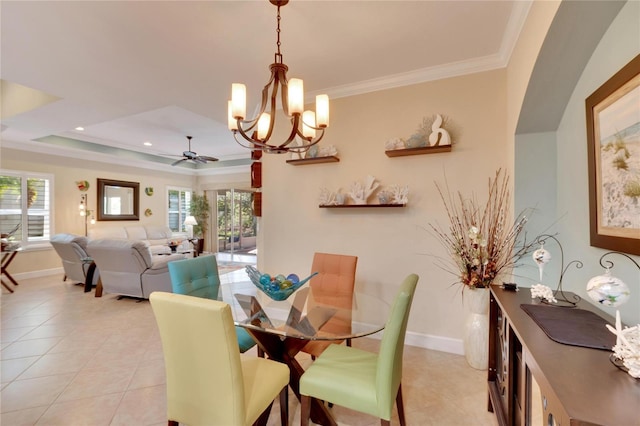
[246,265,317,301]
[587,268,631,307]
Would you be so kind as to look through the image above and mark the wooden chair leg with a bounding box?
[253,401,273,426]
[168,420,178,426]
[279,386,288,426]
[300,395,311,426]
[396,383,406,426]
[381,420,391,426]
[346,338,352,347]
[258,347,265,358]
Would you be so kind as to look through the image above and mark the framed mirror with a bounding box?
[97,178,140,221]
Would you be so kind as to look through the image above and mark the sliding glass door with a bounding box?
[216,189,257,257]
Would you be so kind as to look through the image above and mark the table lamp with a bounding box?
[184,216,197,239]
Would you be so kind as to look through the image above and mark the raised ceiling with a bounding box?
[1,1,530,173]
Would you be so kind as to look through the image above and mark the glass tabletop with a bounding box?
[219,280,391,341]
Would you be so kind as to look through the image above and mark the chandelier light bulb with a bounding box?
[231,83,246,120]
[257,113,271,140]
[287,78,304,114]
[227,101,238,131]
[316,94,329,127]
[302,111,316,138]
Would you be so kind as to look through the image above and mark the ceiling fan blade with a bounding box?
[199,156,219,162]
[171,158,187,166]
[194,157,207,164]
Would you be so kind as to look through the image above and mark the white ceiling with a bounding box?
[0,0,530,173]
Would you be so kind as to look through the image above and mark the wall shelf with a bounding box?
[286,156,340,165]
[385,145,451,157]
[319,203,406,208]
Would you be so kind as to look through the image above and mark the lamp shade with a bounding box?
[184,216,198,226]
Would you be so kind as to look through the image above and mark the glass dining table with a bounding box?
[219,279,391,426]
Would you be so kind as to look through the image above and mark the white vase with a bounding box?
[463,287,490,370]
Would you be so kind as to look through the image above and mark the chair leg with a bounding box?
[253,401,273,426]
[168,420,178,426]
[381,420,391,426]
[396,383,406,426]
[300,395,311,426]
[346,338,352,347]
[258,346,265,358]
[279,386,288,426]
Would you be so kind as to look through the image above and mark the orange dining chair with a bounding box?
[300,252,358,359]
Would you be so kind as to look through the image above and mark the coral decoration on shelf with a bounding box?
[348,175,379,205]
[385,113,456,151]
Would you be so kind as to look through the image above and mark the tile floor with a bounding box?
[1,266,498,426]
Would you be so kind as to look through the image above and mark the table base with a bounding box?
[245,328,338,426]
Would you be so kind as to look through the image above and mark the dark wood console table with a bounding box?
[488,286,639,426]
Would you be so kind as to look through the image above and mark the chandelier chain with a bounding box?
[276,5,282,59]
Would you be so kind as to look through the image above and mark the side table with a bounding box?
[82,257,103,297]
[1,247,22,293]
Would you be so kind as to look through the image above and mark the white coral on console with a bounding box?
[348,175,379,205]
[606,310,640,378]
[530,284,557,304]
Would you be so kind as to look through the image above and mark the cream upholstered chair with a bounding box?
[50,233,99,285]
[300,252,358,358]
[299,274,419,426]
[149,292,290,426]
[86,239,184,299]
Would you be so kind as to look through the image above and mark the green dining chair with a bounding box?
[167,254,257,353]
[299,273,419,426]
[149,292,289,426]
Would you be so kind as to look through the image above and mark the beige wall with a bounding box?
[1,148,194,275]
[261,69,510,350]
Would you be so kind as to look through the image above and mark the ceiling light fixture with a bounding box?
[143,141,153,146]
[75,127,84,131]
[227,0,329,154]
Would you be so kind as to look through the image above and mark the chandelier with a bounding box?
[227,0,329,154]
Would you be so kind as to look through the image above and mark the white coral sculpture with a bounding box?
[389,184,409,205]
[318,187,337,206]
[348,175,379,205]
[530,284,557,303]
[318,145,338,157]
[606,310,640,378]
[428,114,452,146]
[385,137,405,151]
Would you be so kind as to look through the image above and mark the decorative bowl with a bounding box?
[245,265,317,301]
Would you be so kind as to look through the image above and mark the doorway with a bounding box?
[216,189,257,263]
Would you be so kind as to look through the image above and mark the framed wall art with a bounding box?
[586,54,640,255]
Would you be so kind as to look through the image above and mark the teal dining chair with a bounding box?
[167,254,258,354]
[299,273,419,426]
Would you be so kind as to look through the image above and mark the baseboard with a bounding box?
[12,270,466,356]
[353,322,464,356]
[405,330,465,355]
[12,267,63,281]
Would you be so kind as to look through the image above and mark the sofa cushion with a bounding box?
[125,226,148,241]
[145,225,173,240]
[89,227,128,240]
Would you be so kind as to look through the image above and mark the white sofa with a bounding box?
[86,239,186,299]
[88,225,185,255]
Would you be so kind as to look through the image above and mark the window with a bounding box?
[167,187,192,233]
[0,171,54,247]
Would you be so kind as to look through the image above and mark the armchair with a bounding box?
[86,239,185,299]
[50,233,100,286]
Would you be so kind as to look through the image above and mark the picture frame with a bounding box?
[586,54,640,255]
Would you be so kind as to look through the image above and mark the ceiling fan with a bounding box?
[170,136,218,166]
